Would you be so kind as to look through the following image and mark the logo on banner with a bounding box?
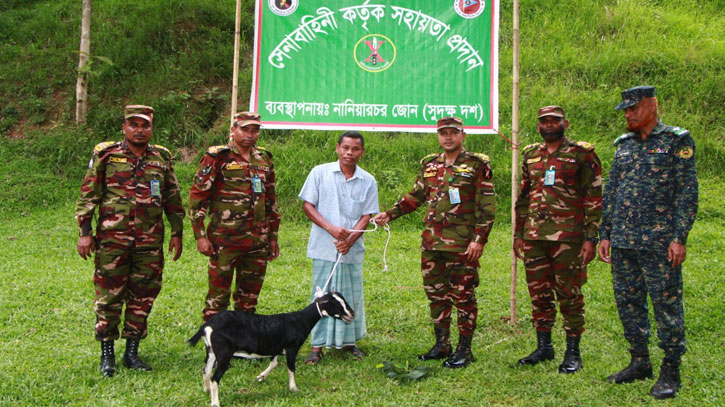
[354,34,396,73]
[269,0,298,16]
[454,0,485,19]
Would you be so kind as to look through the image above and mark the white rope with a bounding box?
[315,219,391,298]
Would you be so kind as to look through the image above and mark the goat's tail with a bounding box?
[188,326,205,347]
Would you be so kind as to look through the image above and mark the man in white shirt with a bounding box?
[298,131,379,365]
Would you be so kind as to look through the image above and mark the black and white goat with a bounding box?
[188,291,354,407]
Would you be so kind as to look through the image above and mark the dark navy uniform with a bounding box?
[601,120,698,362]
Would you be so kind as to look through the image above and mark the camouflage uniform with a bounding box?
[515,137,602,336]
[75,140,185,340]
[601,120,698,362]
[189,141,280,321]
[385,150,495,335]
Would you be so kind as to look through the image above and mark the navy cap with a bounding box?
[615,86,656,110]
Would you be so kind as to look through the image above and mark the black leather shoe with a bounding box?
[442,335,475,368]
[99,340,115,378]
[607,356,653,383]
[558,336,582,374]
[650,363,680,399]
[123,338,152,371]
[419,327,452,361]
[518,331,554,366]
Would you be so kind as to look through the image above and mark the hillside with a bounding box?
[0,0,723,221]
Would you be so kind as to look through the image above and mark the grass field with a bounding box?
[0,195,722,406]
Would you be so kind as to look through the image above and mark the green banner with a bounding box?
[251,0,499,134]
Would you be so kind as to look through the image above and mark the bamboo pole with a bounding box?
[230,0,242,127]
[509,0,521,325]
[75,0,92,123]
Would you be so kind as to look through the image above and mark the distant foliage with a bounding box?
[0,0,722,220]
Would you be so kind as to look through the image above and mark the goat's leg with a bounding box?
[210,354,232,407]
[256,355,278,382]
[285,348,299,392]
[203,350,217,393]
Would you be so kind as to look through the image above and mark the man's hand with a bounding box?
[196,237,216,257]
[168,236,183,261]
[668,241,687,267]
[464,241,484,262]
[578,240,596,266]
[598,239,611,264]
[77,236,95,260]
[372,212,391,226]
[334,239,351,255]
[268,240,280,261]
[327,225,351,241]
[513,238,525,260]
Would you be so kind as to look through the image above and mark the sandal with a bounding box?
[304,350,323,365]
[343,345,366,359]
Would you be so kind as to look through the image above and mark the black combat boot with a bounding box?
[650,361,680,399]
[99,340,115,378]
[419,327,452,361]
[558,335,582,374]
[607,348,653,383]
[442,334,475,368]
[518,331,555,366]
[123,338,152,371]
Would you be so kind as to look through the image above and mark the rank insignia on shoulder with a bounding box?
[526,156,541,164]
[109,157,128,163]
[152,144,171,155]
[207,145,230,156]
[469,152,490,162]
[94,141,117,153]
[575,141,594,150]
[421,153,439,164]
[676,146,694,159]
[522,143,540,153]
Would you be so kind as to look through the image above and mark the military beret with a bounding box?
[537,105,565,118]
[437,116,463,131]
[615,86,656,110]
[124,105,154,123]
[233,111,261,128]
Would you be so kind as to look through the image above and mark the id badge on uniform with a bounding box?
[449,187,461,204]
[150,179,162,197]
[252,176,263,194]
[544,167,556,186]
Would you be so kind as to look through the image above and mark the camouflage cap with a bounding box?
[233,111,262,128]
[437,116,464,131]
[537,105,566,118]
[615,86,656,110]
[124,105,154,123]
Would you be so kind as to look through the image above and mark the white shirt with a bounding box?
[298,161,379,263]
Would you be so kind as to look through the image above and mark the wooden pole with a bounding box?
[230,0,242,127]
[75,0,92,123]
[509,0,521,325]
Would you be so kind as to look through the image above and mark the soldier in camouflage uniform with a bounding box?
[513,106,602,374]
[599,86,698,399]
[373,116,495,368]
[75,105,185,377]
[189,112,281,322]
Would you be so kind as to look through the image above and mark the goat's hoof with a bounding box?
[256,375,266,382]
[290,386,299,392]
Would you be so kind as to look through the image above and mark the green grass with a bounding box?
[0,203,722,406]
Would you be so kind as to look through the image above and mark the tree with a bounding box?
[75,0,91,123]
